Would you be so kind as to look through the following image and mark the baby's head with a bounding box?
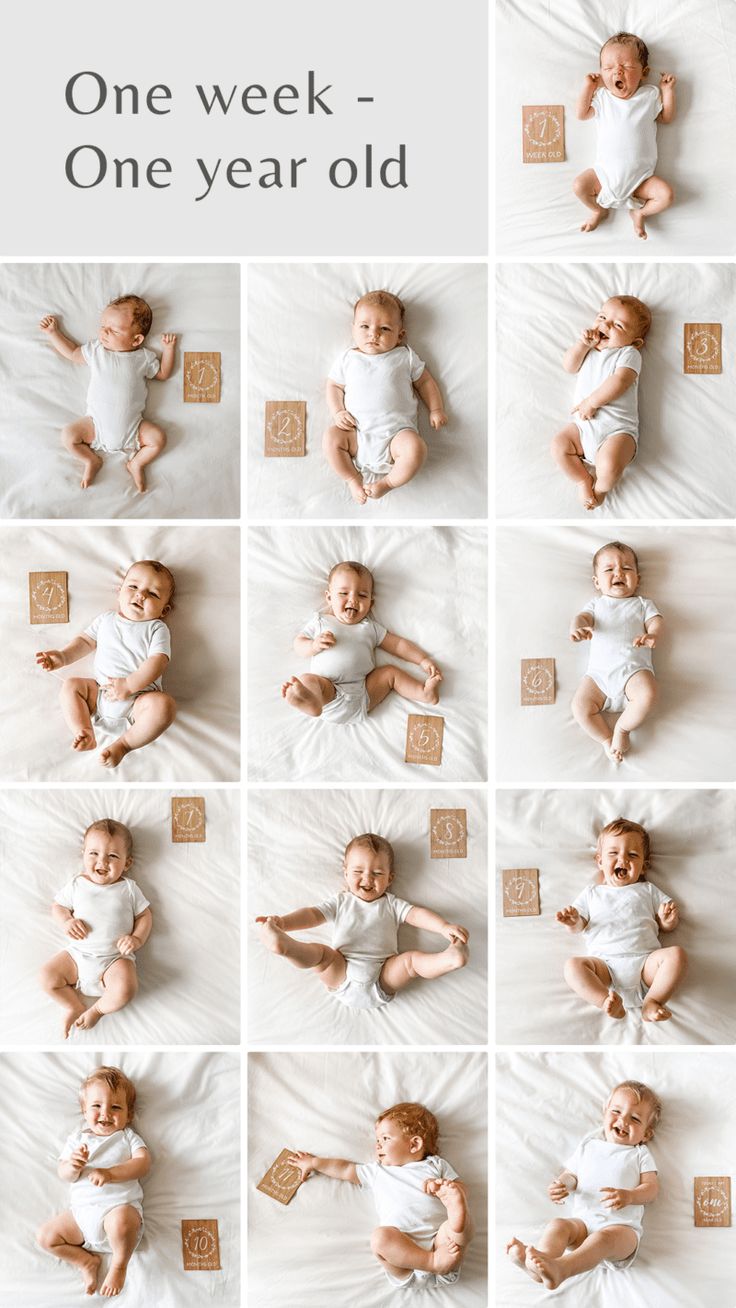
[79,1065,137,1136]
[595,817,650,888]
[595,296,651,352]
[118,559,175,623]
[82,818,133,887]
[99,295,153,353]
[374,1102,438,1166]
[324,561,374,626]
[342,832,395,902]
[592,541,640,599]
[603,1080,661,1146]
[599,32,650,99]
[352,290,406,356]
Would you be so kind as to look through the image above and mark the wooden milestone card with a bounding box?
[29,571,69,625]
[264,401,307,457]
[502,868,541,917]
[522,105,565,163]
[683,323,722,375]
[694,1177,731,1227]
[171,797,206,843]
[521,658,555,706]
[257,1149,304,1206]
[183,352,221,402]
[430,809,468,859]
[405,714,444,766]
[181,1219,221,1271]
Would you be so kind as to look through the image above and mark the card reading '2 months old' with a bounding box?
[265,401,307,456]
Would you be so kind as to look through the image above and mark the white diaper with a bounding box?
[72,1201,144,1254]
[576,417,638,467]
[383,1265,461,1289]
[329,958,394,1010]
[601,952,649,1009]
[93,686,136,734]
[588,663,652,714]
[67,946,134,997]
[319,679,370,727]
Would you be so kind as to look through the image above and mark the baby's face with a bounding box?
[99,304,144,353]
[374,1118,420,1167]
[82,830,132,886]
[351,301,404,355]
[343,847,393,902]
[603,1087,653,1146]
[82,1079,130,1136]
[594,299,643,351]
[325,567,373,625]
[600,43,647,99]
[118,563,172,622]
[593,547,640,599]
[596,832,645,887]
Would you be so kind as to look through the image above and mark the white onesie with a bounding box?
[573,345,642,465]
[84,610,171,732]
[592,85,662,210]
[54,873,150,996]
[582,593,660,713]
[317,889,413,1009]
[328,345,426,477]
[82,339,160,453]
[60,1125,147,1253]
[299,612,388,726]
[562,1130,657,1268]
[357,1155,461,1287]
[572,880,671,1007]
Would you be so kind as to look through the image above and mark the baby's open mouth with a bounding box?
[614,868,628,879]
[615,78,625,91]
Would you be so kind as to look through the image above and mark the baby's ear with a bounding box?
[132,333,145,349]
[633,337,645,351]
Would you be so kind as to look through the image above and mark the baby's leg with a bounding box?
[99,1204,142,1298]
[630,176,674,240]
[641,945,688,1022]
[550,423,600,509]
[99,690,176,769]
[39,950,87,1038]
[370,1225,461,1279]
[126,420,166,493]
[563,956,625,1019]
[593,433,636,498]
[59,677,99,752]
[36,1210,101,1295]
[571,676,612,752]
[365,429,427,499]
[257,919,348,987]
[609,669,657,762]
[508,1217,587,1283]
[432,1180,474,1257]
[526,1224,637,1290]
[573,168,608,232]
[61,417,103,489]
[365,664,441,713]
[74,957,138,1031]
[322,424,367,504]
[281,674,337,718]
[379,940,468,994]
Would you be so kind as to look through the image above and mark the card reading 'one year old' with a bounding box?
[694,1177,731,1227]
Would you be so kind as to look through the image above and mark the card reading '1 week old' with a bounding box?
[29,571,69,625]
[522,106,565,163]
[256,1150,304,1205]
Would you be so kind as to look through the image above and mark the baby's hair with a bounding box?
[326,560,375,594]
[344,832,395,873]
[600,32,649,68]
[123,559,176,610]
[596,817,651,874]
[354,289,405,324]
[610,294,652,340]
[80,1065,137,1118]
[376,1102,438,1158]
[608,1080,661,1133]
[83,818,133,860]
[592,541,639,574]
[108,294,153,339]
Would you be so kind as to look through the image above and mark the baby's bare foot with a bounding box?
[257,918,288,954]
[75,1003,103,1031]
[602,988,626,1020]
[100,1261,128,1297]
[80,1250,102,1295]
[506,1237,530,1273]
[364,477,393,500]
[281,676,323,717]
[525,1246,563,1290]
[631,210,648,240]
[580,207,608,233]
[421,672,442,705]
[642,997,672,1022]
[347,477,367,505]
[608,726,630,763]
[433,1179,469,1237]
[126,457,147,493]
[428,1242,462,1276]
[72,729,97,752]
[80,452,103,489]
[62,996,89,1039]
[577,472,603,511]
[99,740,131,769]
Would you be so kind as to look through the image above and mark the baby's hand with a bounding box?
[69,1144,89,1172]
[161,332,177,346]
[87,1168,111,1188]
[600,1186,630,1211]
[287,1151,317,1179]
[443,923,469,945]
[423,1178,443,1197]
[311,631,336,654]
[659,900,679,929]
[116,935,139,956]
[659,72,677,89]
[429,408,448,431]
[35,649,64,671]
[632,632,657,648]
[39,314,58,334]
[584,72,601,88]
[569,626,593,642]
[556,905,581,930]
[103,677,130,702]
[548,1178,570,1204]
[334,409,357,431]
[255,914,284,929]
[579,327,602,349]
[572,397,598,421]
[65,917,90,941]
[420,658,442,679]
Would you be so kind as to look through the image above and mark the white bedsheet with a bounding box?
[496,0,736,256]
[0,788,239,1046]
[1,524,240,782]
[0,1050,240,1308]
[496,789,736,1046]
[248,1051,487,1307]
[248,788,487,1046]
[247,526,488,782]
[247,263,487,519]
[496,525,736,782]
[496,1051,736,1307]
[0,262,240,519]
[496,262,736,519]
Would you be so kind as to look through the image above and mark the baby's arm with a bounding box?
[58,1144,89,1181]
[288,1151,359,1184]
[255,907,327,931]
[405,904,468,944]
[633,614,663,649]
[103,653,169,702]
[326,379,356,431]
[562,330,599,375]
[294,631,336,657]
[601,1171,658,1211]
[38,315,86,365]
[379,631,442,679]
[35,634,96,672]
[51,902,91,942]
[569,609,594,642]
[86,1148,151,1188]
[153,334,177,381]
[555,906,588,933]
[659,73,677,124]
[117,907,153,956]
[576,73,600,121]
[572,366,638,422]
[548,1170,577,1203]
[657,899,680,932]
[413,369,448,431]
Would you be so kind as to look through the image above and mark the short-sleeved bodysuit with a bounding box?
[317,889,414,1008]
[82,339,160,453]
[60,1125,147,1252]
[328,345,426,477]
[299,612,388,725]
[357,1155,461,1287]
[582,593,661,712]
[573,345,642,465]
[54,873,150,995]
[562,1129,657,1268]
[571,880,671,1007]
[84,610,171,731]
[592,85,662,210]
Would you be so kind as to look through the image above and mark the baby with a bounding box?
[575,31,676,239]
[35,558,177,769]
[36,1065,150,1298]
[507,1080,660,1291]
[289,1101,473,1288]
[39,294,176,491]
[281,560,442,726]
[324,290,447,503]
[39,818,152,1037]
[556,817,686,1022]
[569,541,662,763]
[551,295,651,510]
[256,831,469,1011]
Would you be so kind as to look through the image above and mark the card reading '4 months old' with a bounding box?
[683,323,722,375]
[405,714,444,766]
[29,571,69,625]
[183,352,221,402]
[171,797,206,843]
[522,106,565,163]
[521,658,555,706]
[430,809,468,859]
[265,401,307,456]
[694,1177,731,1227]
[257,1150,304,1205]
[502,868,541,917]
[181,1219,221,1270]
